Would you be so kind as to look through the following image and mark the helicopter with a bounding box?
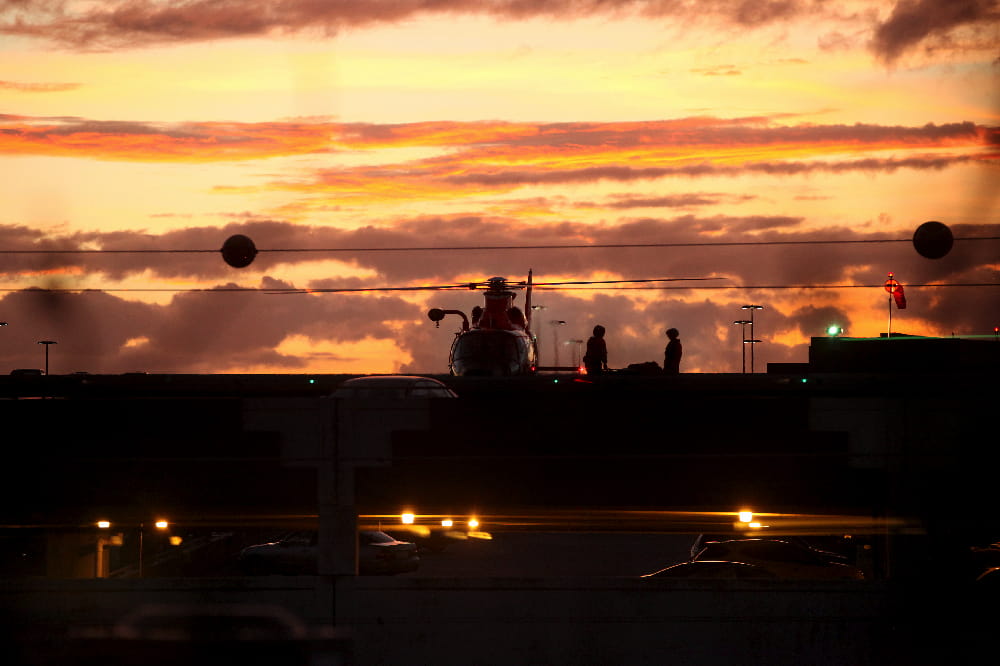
[428,273,538,377]
[426,270,725,377]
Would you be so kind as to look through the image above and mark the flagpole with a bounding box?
[887,292,892,338]
[884,272,895,339]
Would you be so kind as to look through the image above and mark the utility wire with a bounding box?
[1,236,997,254]
[0,283,995,294]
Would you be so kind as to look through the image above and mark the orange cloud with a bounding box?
[0,80,80,92]
[0,116,338,162]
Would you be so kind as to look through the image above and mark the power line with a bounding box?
[1,236,997,255]
[0,282,995,294]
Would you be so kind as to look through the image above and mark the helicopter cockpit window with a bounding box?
[332,376,457,399]
[411,379,459,398]
[452,331,520,359]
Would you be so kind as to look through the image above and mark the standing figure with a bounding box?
[583,325,608,375]
[664,328,682,374]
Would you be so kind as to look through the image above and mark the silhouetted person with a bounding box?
[664,328,682,374]
[584,325,608,375]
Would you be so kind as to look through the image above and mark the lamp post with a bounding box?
[37,340,57,375]
[740,305,763,373]
[138,519,169,577]
[733,320,752,373]
[550,320,566,366]
[566,339,584,368]
[530,305,546,362]
[95,521,123,578]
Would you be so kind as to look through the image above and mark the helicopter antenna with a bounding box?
[525,269,534,332]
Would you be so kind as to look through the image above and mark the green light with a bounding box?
[308,379,316,384]
[800,378,808,384]
[826,325,842,336]
[553,379,559,383]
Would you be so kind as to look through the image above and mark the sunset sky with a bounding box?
[1,0,998,375]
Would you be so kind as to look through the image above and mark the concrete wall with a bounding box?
[5,577,986,666]
[337,577,893,666]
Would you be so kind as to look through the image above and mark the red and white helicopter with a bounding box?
[426,270,722,377]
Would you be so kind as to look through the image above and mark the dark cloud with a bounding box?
[5,0,995,72]
[0,0,876,52]
[3,218,996,291]
[443,154,980,187]
[790,305,854,338]
[871,0,1000,64]
[2,227,996,375]
[602,193,757,209]
[0,277,427,373]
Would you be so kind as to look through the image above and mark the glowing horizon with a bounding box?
[1,1,997,375]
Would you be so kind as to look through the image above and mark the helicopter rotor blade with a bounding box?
[279,275,725,294]
[286,283,483,294]
[529,277,726,287]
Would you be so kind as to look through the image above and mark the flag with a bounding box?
[892,284,906,309]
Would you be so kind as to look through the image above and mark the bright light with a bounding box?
[401,513,415,524]
[749,522,763,529]
[96,520,111,529]
[441,519,453,527]
[738,510,753,523]
[827,325,842,336]
[154,520,169,530]
[467,517,480,529]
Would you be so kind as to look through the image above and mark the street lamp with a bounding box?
[530,305,546,362]
[37,340,57,375]
[740,305,763,373]
[138,518,170,577]
[733,320,752,373]
[550,320,566,366]
[566,339,584,369]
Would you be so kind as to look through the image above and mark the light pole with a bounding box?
[740,305,763,373]
[550,320,566,366]
[733,320,752,373]
[138,519,170,577]
[95,521,123,578]
[566,339,584,368]
[530,305,546,362]
[37,340,57,375]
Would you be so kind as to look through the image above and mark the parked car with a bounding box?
[976,566,1000,585]
[332,375,457,399]
[238,530,419,575]
[687,538,864,580]
[689,533,851,563]
[642,560,778,579]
